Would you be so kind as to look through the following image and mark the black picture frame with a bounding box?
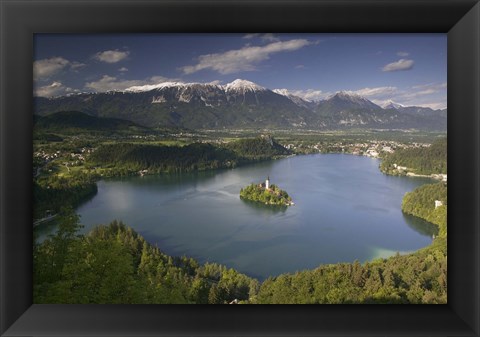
[1,0,479,336]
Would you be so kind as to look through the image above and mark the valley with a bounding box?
[31,33,448,305]
[33,103,447,305]
[33,110,446,218]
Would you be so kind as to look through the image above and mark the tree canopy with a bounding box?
[240,183,293,206]
[34,210,258,304]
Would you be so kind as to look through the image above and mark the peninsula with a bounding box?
[240,177,294,206]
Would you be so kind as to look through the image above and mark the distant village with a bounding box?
[33,134,438,180]
[283,140,431,158]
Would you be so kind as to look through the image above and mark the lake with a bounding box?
[38,154,438,280]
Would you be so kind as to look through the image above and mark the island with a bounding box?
[240,177,294,206]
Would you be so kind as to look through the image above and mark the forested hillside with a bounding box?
[34,172,97,219]
[34,205,447,304]
[88,136,289,176]
[34,209,258,304]
[255,242,446,304]
[225,135,291,159]
[380,137,447,175]
[89,142,237,175]
[402,182,447,237]
[255,181,447,304]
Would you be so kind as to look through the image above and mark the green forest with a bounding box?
[402,182,447,237]
[225,135,291,159]
[34,171,97,219]
[89,142,238,174]
[88,136,289,176]
[34,209,259,304]
[35,181,447,305]
[380,137,447,175]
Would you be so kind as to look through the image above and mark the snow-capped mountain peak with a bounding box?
[329,91,371,104]
[125,81,226,93]
[125,81,192,93]
[272,88,315,108]
[272,88,290,96]
[224,79,266,92]
[125,79,267,94]
[34,77,447,131]
[333,91,366,100]
[380,100,405,110]
[324,91,383,111]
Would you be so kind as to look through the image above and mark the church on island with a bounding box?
[260,176,271,190]
[240,176,294,207]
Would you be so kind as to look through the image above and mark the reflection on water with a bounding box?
[369,246,415,261]
[403,213,439,237]
[124,169,218,186]
[240,198,288,214]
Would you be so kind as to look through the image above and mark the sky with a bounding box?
[33,33,447,109]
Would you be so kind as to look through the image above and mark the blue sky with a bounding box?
[34,33,447,109]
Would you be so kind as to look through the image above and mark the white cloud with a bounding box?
[33,57,86,80]
[180,39,313,75]
[279,83,445,108]
[207,80,222,85]
[371,99,396,107]
[118,67,129,72]
[93,49,129,63]
[34,81,76,97]
[149,75,179,83]
[70,61,86,70]
[414,102,447,110]
[33,57,70,80]
[401,82,447,99]
[382,59,415,72]
[345,86,398,98]
[397,51,409,57]
[85,75,143,91]
[295,64,306,69]
[85,75,178,92]
[286,89,331,102]
[372,98,446,110]
[260,33,280,42]
[243,33,259,39]
[416,89,436,95]
[412,82,447,90]
[242,33,279,42]
[369,82,447,109]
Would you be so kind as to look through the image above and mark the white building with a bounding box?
[265,176,270,190]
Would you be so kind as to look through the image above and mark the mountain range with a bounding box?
[34,79,447,131]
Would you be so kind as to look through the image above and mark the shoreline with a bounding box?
[41,152,444,276]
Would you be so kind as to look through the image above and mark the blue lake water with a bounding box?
[45,154,437,280]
